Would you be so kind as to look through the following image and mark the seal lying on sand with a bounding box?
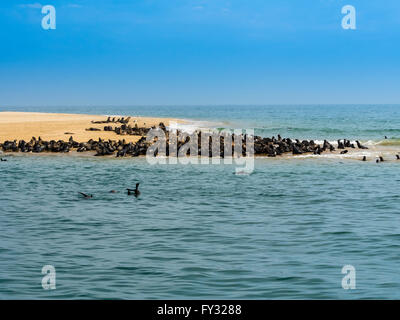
[85,128,101,131]
[356,141,368,149]
[92,116,131,124]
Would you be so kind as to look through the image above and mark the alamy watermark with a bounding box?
[145,123,255,174]
[36,4,357,31]
[342,5,356,30]
[341,265,356,290]
[41,265,56,290]
[41,5,56,30]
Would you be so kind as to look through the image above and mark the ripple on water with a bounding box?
[0,155,400,299]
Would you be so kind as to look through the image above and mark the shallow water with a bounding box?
[1,105,400,299]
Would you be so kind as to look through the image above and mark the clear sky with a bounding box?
[1,0,400,106]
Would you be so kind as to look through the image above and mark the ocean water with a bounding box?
[5,104,400,142]
[1,105,400,299]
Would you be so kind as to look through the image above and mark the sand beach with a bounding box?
[0,112,174,144]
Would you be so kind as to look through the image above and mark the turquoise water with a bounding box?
[1,105,400,299]
[5,104,400,141]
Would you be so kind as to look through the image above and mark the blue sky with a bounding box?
[1,0,400,106]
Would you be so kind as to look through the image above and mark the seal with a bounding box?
[356,141,368,149]
[127,183,140,196]
[78,192,93,198]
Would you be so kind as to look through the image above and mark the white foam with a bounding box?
[168,119,224,134]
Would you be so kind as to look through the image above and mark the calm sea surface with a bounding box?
[1,105,400,299]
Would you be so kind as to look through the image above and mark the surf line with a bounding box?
[157,304,191,318]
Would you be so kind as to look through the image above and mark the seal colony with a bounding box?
[0,134,380,158]
[0,112,398,161]
[0,119,391,159]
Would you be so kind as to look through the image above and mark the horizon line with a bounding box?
[2,103,400,108]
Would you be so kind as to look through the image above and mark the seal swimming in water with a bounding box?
[0,158,7,161]
[78,192,93,198]
[127,183,140,196]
